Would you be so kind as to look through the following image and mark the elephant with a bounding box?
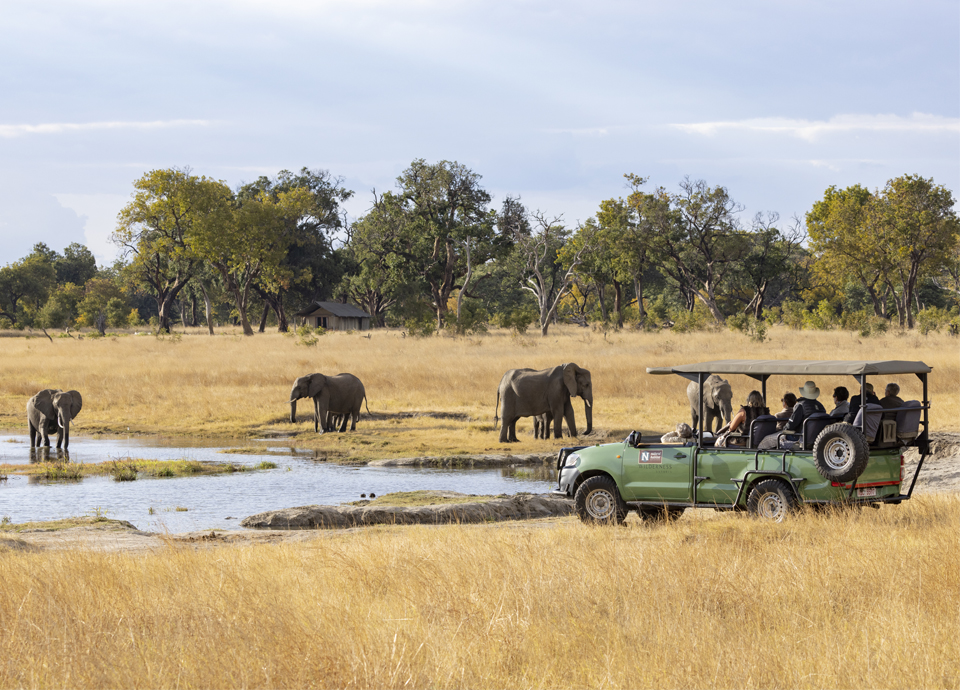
[495,363,593,443]
[289,373,369,433]
[686,374,733,434]
[27,389,83,450]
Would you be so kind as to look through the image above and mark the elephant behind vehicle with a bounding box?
[289,373,369,433]
[27,389,83,450]
[495,363,592,443]
[686,374,733,433]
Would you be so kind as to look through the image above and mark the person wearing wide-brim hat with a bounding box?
[783,380,827,435]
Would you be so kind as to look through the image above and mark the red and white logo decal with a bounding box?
[639,450,662,464]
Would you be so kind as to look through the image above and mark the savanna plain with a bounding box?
[1,327,958,689]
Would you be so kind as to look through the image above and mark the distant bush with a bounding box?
[781,299,805,330]
[916,306,959,335]
[670,302,713,333]
[726,313,767,342]
[450,301,489,336]
[496,304,539,335]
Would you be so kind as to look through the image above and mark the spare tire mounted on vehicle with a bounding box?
[812,423,870,483]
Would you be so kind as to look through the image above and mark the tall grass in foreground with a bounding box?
[0,327,956,454]
[1,496,958,689]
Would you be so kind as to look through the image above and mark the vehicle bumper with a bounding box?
[554,466,581,497]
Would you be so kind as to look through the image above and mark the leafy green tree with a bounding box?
[77,277,125,335]
[55,243,98,286]
[113,168,233,333]
[392,159,507,328]
[37,283,84,330]
[871,175,959,328]
[728,213,807,319]
[240,168,353,331]
[0,251,57,326]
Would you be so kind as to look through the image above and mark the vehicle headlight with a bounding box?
[564,453,581,468]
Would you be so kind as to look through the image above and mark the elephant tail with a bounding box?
[363,395,371,415]
[494,389,500,429]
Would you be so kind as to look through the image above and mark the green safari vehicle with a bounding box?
[554,359,932,522]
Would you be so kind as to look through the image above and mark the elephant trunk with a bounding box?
[290,399,298,423]
[584,396,593,436]
[720,398,733,426]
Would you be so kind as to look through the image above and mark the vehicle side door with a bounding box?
[620,444,693,502]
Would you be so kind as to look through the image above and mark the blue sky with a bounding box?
[1,0,957,266]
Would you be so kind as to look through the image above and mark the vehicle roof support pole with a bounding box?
[698,372,705,446]
[856,374,866,433]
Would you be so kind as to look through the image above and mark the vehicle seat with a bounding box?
[896,400,922,441]
[749,415,777,448]
[801,413,833,450]
[852,403,884,443]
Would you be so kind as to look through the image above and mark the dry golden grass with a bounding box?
[1,495,957,689]
[0,326,957,459]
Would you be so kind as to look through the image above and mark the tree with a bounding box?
[55,243,98,286]
[0,252,57,326]
[730,213,807,319]
[241,168,353,331]
[393,159,506,328]
[76,277,125,335]
[871,175,959,328]
[113,168,233,333]
[512,205,593,336]
[37,283,84,330]
[642,178,749,322]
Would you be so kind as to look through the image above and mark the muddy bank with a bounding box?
[366,453,555,468]
[903,432,960,494]
[240,492,574,529]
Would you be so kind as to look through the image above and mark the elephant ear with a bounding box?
[306,374,326,398]
[66,390,82,418]
[32,389,57,419]
[562,363,579,397]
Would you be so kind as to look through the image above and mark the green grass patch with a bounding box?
[0,458,277,479]
[346,490,496,507]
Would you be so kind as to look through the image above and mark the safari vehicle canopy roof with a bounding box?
[646,360,932,378]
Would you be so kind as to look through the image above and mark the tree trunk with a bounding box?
[633,274,646,320]
[613,280,623,328]
[596,284,608,322]
[200,283,214,335]
[190,295,199,327]
[258,303,270,333]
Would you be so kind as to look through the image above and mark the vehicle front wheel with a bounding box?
[574,476,628,524]
[747,479,797,522]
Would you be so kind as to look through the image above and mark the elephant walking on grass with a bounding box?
[495,363,593,443]
[686,374,733,433]
[27,389,83,450]
[289,373,369,433]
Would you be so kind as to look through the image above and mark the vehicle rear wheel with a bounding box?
[747,479,797,522]
[812,423,869,483]
[574,476,628,524]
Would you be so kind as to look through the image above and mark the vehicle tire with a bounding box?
[574,476,628,524]
[639,506,684,522]
[812,423,869,483]
[746,479,797,522]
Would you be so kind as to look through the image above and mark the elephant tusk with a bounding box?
[289,399,299,403]
[584,399,592,408]
[58,417,64,429]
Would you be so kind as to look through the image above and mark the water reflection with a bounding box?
[0,434,557,532]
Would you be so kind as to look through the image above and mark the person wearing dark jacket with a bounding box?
[758,381,826,449]
[784,381,827,433]
[844,382,881,423]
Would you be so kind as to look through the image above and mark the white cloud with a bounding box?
[0,120,213,138]
[53,194,129,266]
[670,113,960,142]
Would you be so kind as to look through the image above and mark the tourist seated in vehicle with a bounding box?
[879,383,904,414]
[844,382,880,423]
[758,381,826,449]
[774,392,797,430]
[714,391,769,447]
[830,386,850,417]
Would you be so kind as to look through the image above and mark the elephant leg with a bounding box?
[338,414,348,432]
[507,417,520,443]
[28,421,37,448]
[498,404,513,443]
[349,411,358,431]
[564,400,578,438]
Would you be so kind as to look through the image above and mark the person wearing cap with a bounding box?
[783,381,827,434]
[844,382,881,423]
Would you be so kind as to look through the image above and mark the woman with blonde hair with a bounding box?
[715,390,769,448]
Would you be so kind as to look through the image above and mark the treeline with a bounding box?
[1,162,958,338]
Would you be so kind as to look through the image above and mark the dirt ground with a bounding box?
[4,433,957,554]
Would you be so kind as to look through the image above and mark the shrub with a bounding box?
[405,314,436,338]
[496,304,539,335]
[450,301,489,336]
[916,306,958,335]
[802,300,836,330]
[780,300,805,330]
[762,306,782,327]
[726,313,766,342]
[671,302,713,333]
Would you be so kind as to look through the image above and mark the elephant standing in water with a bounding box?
[27,389,83,450]
[495,363,593,443]
[289,373,369,433]
[686,374,733,433]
